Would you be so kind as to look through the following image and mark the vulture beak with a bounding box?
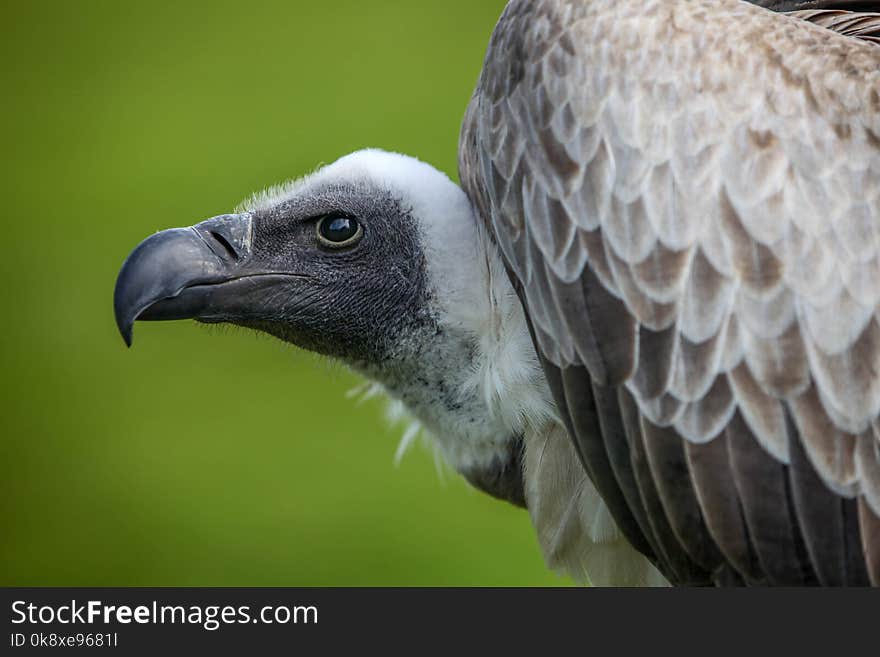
[114,212,286,347]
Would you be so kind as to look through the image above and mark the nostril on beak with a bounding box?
[208,230,240,261]
[193,213,253,263]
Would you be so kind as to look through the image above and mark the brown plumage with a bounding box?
[460,0,880,585]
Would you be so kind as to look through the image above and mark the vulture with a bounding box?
[114,0,880,586]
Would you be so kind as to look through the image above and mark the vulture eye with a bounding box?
[316,214,362,249]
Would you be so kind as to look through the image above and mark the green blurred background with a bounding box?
[0,0,570,585]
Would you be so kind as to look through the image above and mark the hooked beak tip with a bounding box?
[113,213,255,348]
[120,326,134,348]
[113,288,133,348]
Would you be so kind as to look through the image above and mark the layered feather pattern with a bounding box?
[460,0,880,584]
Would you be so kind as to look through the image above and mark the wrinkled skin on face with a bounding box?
[233,184,432,364]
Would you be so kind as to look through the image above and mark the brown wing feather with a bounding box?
[460,0,880,585]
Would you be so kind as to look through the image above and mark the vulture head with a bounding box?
[115,149,550,507]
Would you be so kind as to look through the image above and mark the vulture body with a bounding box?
[116,0,880,586]
[460,0,880,585]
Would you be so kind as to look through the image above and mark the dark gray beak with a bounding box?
[114,213,255,346]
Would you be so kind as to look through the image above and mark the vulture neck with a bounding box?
[356,206,555,477]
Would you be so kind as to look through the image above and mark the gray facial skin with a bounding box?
[114,177,526,507]
[116,184,430,365]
